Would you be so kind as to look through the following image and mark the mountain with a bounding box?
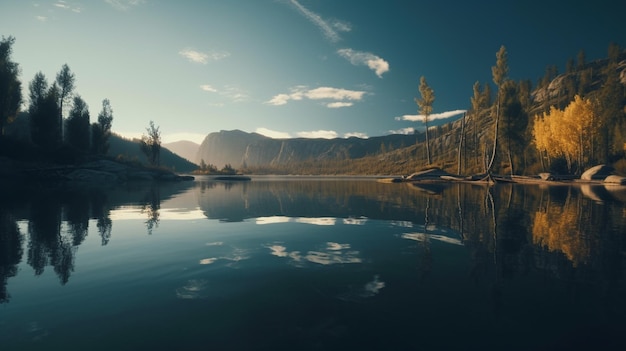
[163,140,199,164]
[109,134,198,173]
[196,129,422,169]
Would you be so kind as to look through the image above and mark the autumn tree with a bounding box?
[415,76,435,165]
[139,120,161,166]
[533,95,599,173]
[0,36,22,137]
[65,95,90,151]
[91,98,113,155]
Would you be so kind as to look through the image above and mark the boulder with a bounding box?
[407,168,453,180]
[580,164,614,180]
[603,175,626,185]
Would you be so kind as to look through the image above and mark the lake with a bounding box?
[1,176,625,350]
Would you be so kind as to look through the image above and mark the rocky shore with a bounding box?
[0,157,194,184]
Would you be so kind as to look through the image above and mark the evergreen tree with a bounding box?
[0,36,22,137]
[91,99,113,155]
[29,73,61,148]
[55,64,75,140]
[415,76,435,165]
[596,43,624,162]
[65,95,90,151]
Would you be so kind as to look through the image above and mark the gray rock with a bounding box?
[67,169,119,183]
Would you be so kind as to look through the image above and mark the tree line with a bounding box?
[0,36,114,162]
[415,43,626,176]
[1,35,163,167]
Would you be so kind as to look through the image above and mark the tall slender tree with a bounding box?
[91,99,113,155]
[55,64,75,140]
[487,45,509,174]
[0,36,22,137]
[416,76,435,165]
[140,120,161,166]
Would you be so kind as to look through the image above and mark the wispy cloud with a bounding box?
[53,1,81,13]
[36,15,48,21]
[105,0,145,11]
[255,128,366,140]
[199,84,248,103]
[337,49,390,78]
[396,109,466,123]
[288,0,350,43]
[266,86,366,108]
[179,48,230,64]
[199,84,217,92]
[296,130,338,139]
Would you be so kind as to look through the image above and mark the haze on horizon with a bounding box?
[2,0,625,144]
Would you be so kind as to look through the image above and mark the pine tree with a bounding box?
[416,76,435,165]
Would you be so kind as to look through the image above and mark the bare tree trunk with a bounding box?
[487,99,500,173]
[457,112,466,175]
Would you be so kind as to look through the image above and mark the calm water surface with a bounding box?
[1,176,625,350]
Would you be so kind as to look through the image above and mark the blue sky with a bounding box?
[1,0,625,144]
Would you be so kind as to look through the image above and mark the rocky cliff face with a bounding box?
[195,130,420,168]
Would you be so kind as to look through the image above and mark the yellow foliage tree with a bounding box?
[532,95,599,173]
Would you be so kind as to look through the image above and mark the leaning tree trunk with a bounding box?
[487,99,500,173]
[457,112,466,175]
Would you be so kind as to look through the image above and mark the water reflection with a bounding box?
[0,177,625,330]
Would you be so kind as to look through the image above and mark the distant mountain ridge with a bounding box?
[196,129,421,168]
[163,140,199,164]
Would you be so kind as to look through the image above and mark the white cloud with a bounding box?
[344,132,368,139]
[337,49,390,78]
[289,0,348,43]
[396,109,466,123]
[326,102,353,108]
[179,49,208,64]
[36,16,48,21]
[255,128,292,139]
[296,130,339,139]
[200,84,217,92]
[266,86,366,107]
[388,127,415,135]
[179,48,230,64]
[105,0,145,11]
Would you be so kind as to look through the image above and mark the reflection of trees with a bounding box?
[27,195,75,285]
[532,187,593,267]
[0,211,22,303]
[141,184,161,235]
